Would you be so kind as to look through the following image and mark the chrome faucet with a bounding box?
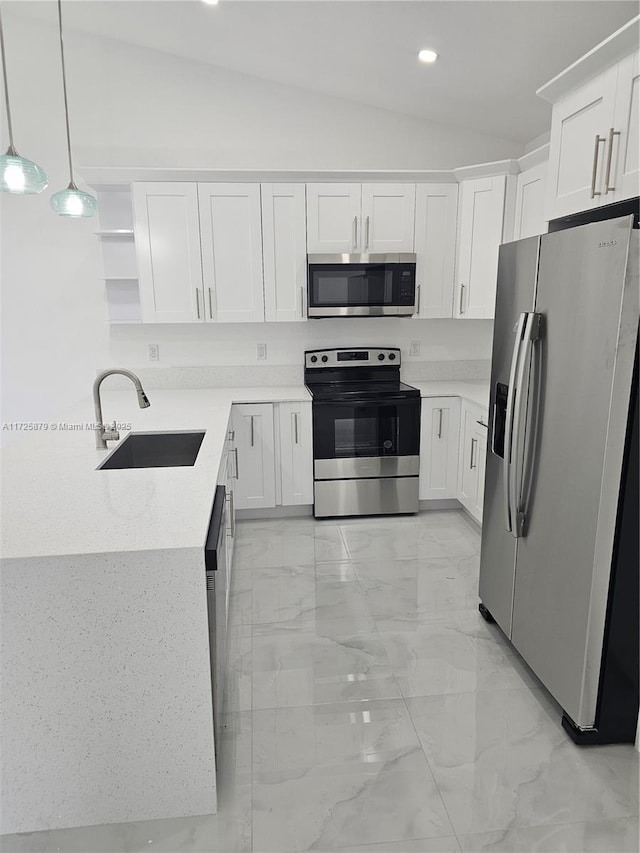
[93,368,151,449]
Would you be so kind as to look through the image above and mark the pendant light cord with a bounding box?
[56,0,75,185]
[0,8,16,151]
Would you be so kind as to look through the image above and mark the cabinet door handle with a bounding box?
[300,285,304,318]
[250,415,255,447]
[352,216,358,250]
[476,419,488,428]
[459,283,465,315]
[233,448,239,480]
[294,412,299,444]
[470,437,477,470]
[365,215,370,250]
[227,429,235,442]
[604,127,621,194]
[590,134,606,198]
[437,408,443,439]
[195,288,201,319]
[208,287,214,320]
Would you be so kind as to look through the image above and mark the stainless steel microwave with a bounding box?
[307,254,417,318]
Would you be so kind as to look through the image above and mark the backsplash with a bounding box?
[100,359,490,390]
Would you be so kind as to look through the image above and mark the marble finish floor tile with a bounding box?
[322,839,462,853]
[5,511,637,853]
[224,625,252,713]
[234,521,349,568]
[407,688,639,835]
[252,698,421,776]
[378,609,534,697]
[356,556,480,620]
[250,565,370,626]
[339,521,449,562]
[252,750,454,852]
[251,618,400,709]
[457,817,639,852]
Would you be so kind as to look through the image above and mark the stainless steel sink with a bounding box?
[98,431,205,470]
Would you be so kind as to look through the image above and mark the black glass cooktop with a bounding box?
[306,381,420,402]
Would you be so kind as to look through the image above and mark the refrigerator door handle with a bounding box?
[503,312,527,533]
[510,312,543,538]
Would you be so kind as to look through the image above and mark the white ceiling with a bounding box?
[12,0,638,143]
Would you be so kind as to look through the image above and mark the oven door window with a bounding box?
[310,266,393,307]
[313,400,420,459]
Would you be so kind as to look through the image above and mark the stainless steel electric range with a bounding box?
[304,347,421,518]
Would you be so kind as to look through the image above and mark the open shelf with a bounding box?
[100,276,138,282]
[95,230,134,237]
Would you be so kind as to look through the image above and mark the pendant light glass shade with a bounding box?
[51,1,97,218]
[0,14,48,194]
[0,146,48,193]
[50,181,97,217]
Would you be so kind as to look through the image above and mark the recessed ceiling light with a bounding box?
[418,49,439,64]
[202,0,220,5]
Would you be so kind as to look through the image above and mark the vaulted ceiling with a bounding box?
[13,0,638,143]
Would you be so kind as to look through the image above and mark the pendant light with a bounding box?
[0,8,48,194]
[50,0,96,217]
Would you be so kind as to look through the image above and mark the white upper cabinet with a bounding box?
[513,160,548,240]
[540,18,639,220]
[306,183,416,254]
[610,50,639,202]
[455,175,506,319]
[546,67,619,219]
[262,184,307,322]
[360,183,416,252]
[306,183,361,253]
[133,183,203,323]
[198,183,265,323]
[413,183,458,318]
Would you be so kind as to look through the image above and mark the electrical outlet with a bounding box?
[148,344,160,362]
[256,343,267,361]
[410,340,421,358]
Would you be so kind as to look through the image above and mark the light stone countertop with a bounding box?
[411,380,490,410]
[0,380,488,561]
[0,386,310,560]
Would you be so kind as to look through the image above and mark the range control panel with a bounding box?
[305,348,401,368]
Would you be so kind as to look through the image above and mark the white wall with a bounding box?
[1,8,509,430]
[110,317,493,368]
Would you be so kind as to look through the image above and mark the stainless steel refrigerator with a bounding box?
[479,207,639,745]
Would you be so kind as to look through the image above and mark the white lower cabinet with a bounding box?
[419,397,460,500]
[278,402,314,506]
[232,404,277,510]
[457,401,489,524]
[232,401,313,511]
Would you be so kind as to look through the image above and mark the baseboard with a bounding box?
[459,506,483,530]
[236,505,313,521]
[418,499,462,511]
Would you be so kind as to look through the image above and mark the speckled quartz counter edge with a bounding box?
[412,380,490,410]
[0,386,311,560]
